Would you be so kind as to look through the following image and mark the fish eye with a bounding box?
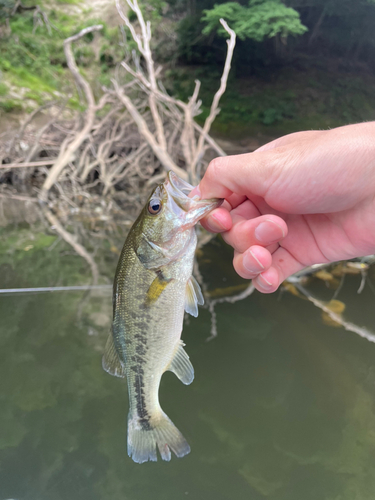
[148,199,162,215]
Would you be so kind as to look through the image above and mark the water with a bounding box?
[1,223,375,500]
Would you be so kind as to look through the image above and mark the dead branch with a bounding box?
[39,25,103,200]
[117,5,234,183]
[206,283,255,341]
[113,80,188,179]
[0,159,56,168]
[43,209,99,285]
[3,4,236,219]
[116,0,167,150]
[191,19,236,181]
[11,1,36,15]
[293,283,375,343]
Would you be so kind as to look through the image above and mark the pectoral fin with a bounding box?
[184,275,204,317]
[167,342,194,385]
[146,271,173,306]
[102,332,126,378]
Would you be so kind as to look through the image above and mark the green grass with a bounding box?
[0,82,8,96]
[55,0,81,4]
[0,5,123,114]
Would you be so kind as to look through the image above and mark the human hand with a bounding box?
[193,122,375,293]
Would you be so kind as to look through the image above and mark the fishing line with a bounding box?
[0,285,112,294]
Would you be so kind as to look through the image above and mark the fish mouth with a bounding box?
[165,171,194,198]
[165,171,223,225]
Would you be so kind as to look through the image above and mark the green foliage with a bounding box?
[0,99,23,112]
[202,0,308,42]
[55,0,81,4]
[140,0,168,20]
[0,81,8,95]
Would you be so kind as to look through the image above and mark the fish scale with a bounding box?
[102,171,222,463]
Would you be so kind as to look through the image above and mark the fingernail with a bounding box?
[256,274,273,291]
[243,250,264,273]
[206,214,225,232]
[255,219,285,244]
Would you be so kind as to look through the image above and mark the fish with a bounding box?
[102,171,223,464]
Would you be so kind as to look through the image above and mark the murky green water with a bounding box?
[1,222,375,500]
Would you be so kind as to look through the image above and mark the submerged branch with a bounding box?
[294,283,375,343]
[43,209,99,285]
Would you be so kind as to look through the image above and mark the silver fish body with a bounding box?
[103,172,222,463]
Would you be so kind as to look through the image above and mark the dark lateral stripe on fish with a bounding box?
[132,367,151,430]
[131,355,146,364]
[136,344,147,355]
[134,334,147,345]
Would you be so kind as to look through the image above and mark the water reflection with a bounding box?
[1,222,375,500]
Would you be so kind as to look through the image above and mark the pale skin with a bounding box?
[192,122,375,293]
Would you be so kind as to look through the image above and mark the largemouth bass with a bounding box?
[103,171,222,464]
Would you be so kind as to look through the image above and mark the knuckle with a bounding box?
[207,156,226,179]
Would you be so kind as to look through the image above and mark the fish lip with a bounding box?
[166,171,194,199]
[165,170,223,224]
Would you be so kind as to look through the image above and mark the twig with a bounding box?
[206,284,255,341]
[0,193,38,202]
[0,159,57,169]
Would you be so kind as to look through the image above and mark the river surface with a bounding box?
[1,220,375,500]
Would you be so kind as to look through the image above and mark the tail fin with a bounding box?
[127,412,190,464]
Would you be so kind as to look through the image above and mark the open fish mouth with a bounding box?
[164,170,223,225]
[165,171,194,200]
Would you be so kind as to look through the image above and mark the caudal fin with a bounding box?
[127,412,190,464]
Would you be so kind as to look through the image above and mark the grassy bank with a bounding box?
[0,1,122,115]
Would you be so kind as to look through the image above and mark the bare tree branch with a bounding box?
[191,19,236,180]
[39,24,103,200]
[113,79,188,179]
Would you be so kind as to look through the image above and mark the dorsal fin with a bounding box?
[184,275,204,317]
[102,332,126,378]
[167,342,194,385]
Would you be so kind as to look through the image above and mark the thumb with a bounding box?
[196,152,275,201]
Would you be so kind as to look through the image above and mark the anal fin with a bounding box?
[102,332,126,378]
[168,342,194,385]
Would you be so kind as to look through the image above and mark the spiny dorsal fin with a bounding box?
[146,271,173,306]
[167,342,194,385]
[184,275,204,317]
[102,332,126,378]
